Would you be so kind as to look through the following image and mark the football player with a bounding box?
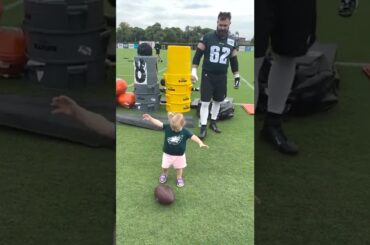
[191,12,240,139]
[154,42,163,62]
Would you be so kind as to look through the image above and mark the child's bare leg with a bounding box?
[162,168,169,175]
[175,168,184,187]
[175,168,183,179]
[159,168,169,183]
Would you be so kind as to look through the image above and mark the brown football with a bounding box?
[154,184,175,205]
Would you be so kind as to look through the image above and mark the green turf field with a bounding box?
[255,1,370,244]
[0,2,115,244]
[116,48,254,244]
[1,0,24,26]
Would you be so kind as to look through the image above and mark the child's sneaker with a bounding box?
[176,178,185,187]
[159,174,167,184]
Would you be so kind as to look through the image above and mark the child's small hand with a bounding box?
[142,114,152,121]
[51,95,79,116]
[199,143,209,149]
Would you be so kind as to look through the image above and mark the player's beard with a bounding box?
[216,27,229,38]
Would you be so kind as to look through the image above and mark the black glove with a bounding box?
[234,76,240,89]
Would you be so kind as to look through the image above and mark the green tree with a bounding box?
[145,23,162,41]
[163,27,176,42]
[131,27,146,42]
[116,22,132,42]
[116,22,217,44]
[170,27,183,43]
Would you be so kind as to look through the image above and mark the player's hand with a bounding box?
[191,68,198,83]
[191,75,198,83]
[233,74,240,89]
[51,95,79,116]
[199,142,209,149]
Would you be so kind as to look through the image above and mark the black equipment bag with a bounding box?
[258,43,339,115]
[196,98,235,120]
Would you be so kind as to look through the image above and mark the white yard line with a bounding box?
[227,76,254,90]
[240,76,254,90]
[4,0,23,11]
[336,62,368,67]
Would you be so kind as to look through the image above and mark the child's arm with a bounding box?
[51,95,115,139]
[190,135,209,148]
[142,114,163,128]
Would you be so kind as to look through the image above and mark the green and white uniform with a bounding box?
[162,124,193,156]
[201,31,237,74]
[200,31,237,102]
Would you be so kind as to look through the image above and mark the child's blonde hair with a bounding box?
[168,112,185,132]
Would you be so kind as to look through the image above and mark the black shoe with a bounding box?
[209,120,221,133]
[199,125,207,139]
[261,124,299,155]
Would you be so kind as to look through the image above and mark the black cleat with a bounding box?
[209,120,221,133]
[261,124,299,155]
[199,125,207,139]
[261,113,298,155]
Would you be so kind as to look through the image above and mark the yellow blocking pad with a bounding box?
[166,83,192,94]
[166,101,191,113]
[163,74,192,85]
[165,93,191,104]
[165,45,192,113]
[166,45,191,74]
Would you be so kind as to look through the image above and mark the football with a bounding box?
[154,184,175,205]
[117,92,135,108]
[116,79,127,96]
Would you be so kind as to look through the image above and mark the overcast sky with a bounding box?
[116,0,254,39]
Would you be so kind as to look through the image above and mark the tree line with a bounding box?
[116,22,248,44]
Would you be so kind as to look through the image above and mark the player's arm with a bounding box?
[190,134,209,148]
[142,114,163,128]
[191,42,206,82]
[230,49,241,89]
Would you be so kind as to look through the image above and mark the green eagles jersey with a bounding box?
[162,124,193,156]
[201,31,237,74]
